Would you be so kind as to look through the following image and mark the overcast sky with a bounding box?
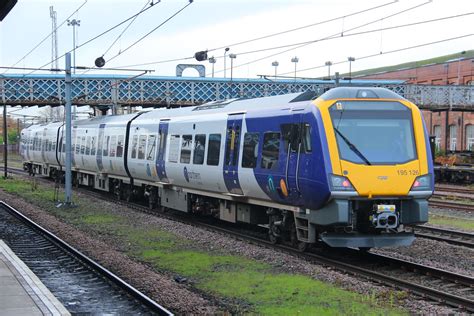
[1,0,473,80]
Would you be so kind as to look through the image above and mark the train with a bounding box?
[20,87,434,250]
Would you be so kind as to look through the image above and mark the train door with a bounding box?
[156,120,169,183]
[281,112,308,200]
[223,113,244,195]
[96,123,106,172]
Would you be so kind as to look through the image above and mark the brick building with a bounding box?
[355,51,474,152]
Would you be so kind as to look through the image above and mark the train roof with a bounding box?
[319,87,405,101]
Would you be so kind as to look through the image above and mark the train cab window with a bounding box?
[146,135,157,161]
[138,135,147,159]
[193,134,206,165]
[103,136,110,157]
[85,136,91,155]
[302,123,312,152]
[242,133,259,168]
[180,134,192,164]
[109,136,117,157]
[91,137,96,156]
[261,132,280,170]
[131,135,138,159]
[168,135,180,163]
[281,124,300,152]
[207,134,221,166]
[116,135,124,158]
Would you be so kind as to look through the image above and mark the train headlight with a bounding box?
[329,174,355,191]
[410,174,433,191]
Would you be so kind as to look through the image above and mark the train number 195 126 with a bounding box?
[397,169,420,176]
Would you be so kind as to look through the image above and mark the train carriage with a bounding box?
[21,87,434,249]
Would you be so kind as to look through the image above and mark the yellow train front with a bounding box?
[302,87,434,248]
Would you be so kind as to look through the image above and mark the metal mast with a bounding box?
[49,6,59,70]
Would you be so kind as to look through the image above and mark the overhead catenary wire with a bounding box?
[103,0,194,65]
[277,34,474,77]
[22,0,161,77]
[101,0,151,59]
[211,11,473,76]
[1,0,88,75]
[207,0,398,53]
[111,0,403,70]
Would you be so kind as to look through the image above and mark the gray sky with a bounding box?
[1,0,473,79]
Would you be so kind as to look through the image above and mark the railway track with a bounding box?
[80,188,474,312]
[435,184,474,195]
[0,201,172,315]
[3,167,474,312]
[428,200,474,212]
[412,225,474,249]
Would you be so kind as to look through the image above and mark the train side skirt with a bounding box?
[320,232,415,248]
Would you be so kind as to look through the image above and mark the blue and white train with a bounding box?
[20,87,434,249]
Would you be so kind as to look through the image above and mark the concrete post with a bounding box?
[64,53,73,205]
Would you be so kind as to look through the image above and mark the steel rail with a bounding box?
[412,225,474,248]
[0,201,173,316]
[4,167,474,312]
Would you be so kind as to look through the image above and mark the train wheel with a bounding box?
[268,222,280,244]
[290,225,308,252]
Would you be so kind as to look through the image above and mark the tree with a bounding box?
[38,105,64,123]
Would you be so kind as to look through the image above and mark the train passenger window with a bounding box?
[207,134,221,166]
[75,136,81,154]
[302,123,312,152]
[81,136,86,155]
[116,135,124,158]
[242,133,259,168]
[91,137,96,156]
[85,136,91,155]
[193,134,206,165]
[52,142,56,152]
[103,136,110,157]
[146,135,157,161]
[109,136,117,157]
[131,135,138,159]
[138,135,147,159]
[261,132,280,170]
[168,135,180,163]
[180,134,192,164]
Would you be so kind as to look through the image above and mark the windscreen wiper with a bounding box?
[334,127,371,165]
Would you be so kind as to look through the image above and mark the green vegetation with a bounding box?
[429,214,474,231]
[0,130,19,144]
[0,176,407,315]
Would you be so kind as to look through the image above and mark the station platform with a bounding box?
[0,240,70,316]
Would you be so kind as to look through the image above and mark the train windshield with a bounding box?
[329,101,417,165]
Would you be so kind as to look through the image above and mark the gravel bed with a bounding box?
[0,182,460,314]
[429,207,474,221]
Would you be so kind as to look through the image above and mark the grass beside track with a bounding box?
[428,213,474,231]
[0,176,407,315]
